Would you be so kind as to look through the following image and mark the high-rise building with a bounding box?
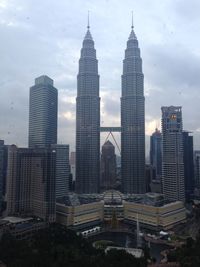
[52,144,70,198]
[2,145,8,199]
[183,131,194,200]
[0,140,4,213]
[100,140,117,192]
[6,145,56,222]
[161,106,185,202]
[76,24,100,193]
[70,152,76,182]
[28,75,58,148]
[121,23,145,194]
[194,150,200,190]
[145,164,155,192]
[150,128,162,180]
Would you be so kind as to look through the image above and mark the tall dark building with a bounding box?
[52,144,70,198]
[28,75,58,148]
[76,24,100,193]
[121,23,145,193]
[161,106,185,202]
[150,128,162,180]
[6,145,56,222]
[194,151,200,190]
[100,140,117,192]
[183,131,194,200]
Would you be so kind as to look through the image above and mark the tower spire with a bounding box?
[87,11,90,29]
[131,10,134,29]
[128,11,137,40]
[84,11,93,40]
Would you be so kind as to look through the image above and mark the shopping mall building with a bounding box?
[56,191,186,231]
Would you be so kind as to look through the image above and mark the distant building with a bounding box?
[70,152,76,182]
[28,75,58,148]
[150,180,162,194]
[2,145,8,199]
[194,150,200,190]
[0,142,8,214]
[100,140,117,191]
[52,144,70,198]
[150,128,162,180]
[6,145,56,222]
[76,24,100,193]
[0,140,4,213]
[0,216,47,240]
[121,24,145,194]
[183,132,194,200]
[145,164,154,192]
[161,106,185,202]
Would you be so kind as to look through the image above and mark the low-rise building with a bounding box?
[56,194,103,229]
[0,216,47,240]
[124,200,186,230]
[56,191,186,231]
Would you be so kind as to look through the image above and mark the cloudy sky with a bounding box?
[0,0,200,155]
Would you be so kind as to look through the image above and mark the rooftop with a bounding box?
[2,216,33,224]
[56,191,171,207]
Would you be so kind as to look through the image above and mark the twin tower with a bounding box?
[76,22,145,194]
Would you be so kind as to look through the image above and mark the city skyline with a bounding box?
[0,0,200,153]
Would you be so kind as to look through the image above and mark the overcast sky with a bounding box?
[0,0,200,155]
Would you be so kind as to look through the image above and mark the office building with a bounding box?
[121,23,145,193]
[70,152,76,182]
[183,131,194,200]
[145,164,154,192]
[28,75,58,148]
[161,106,185,202]
[76,23,100,193]
[52,144,70,198]
[100,140,117,191]
[6,145,56,222]
[150,128,162,180]
[194,151,200,190]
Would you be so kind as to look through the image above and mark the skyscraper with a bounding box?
[183,131,194,200]
[52,144,70,198]
[70,152,76,182]
[100,140,117,192]
[76,23,100,193]
[194,150,200,190]
[28,75,58,148]
[6,145,56,222]
[161,106,185,202]
[121,22,145,194]
[150,128,162,180]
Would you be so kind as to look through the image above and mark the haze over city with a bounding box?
[0,0,200,153]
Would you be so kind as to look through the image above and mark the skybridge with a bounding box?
[100,127,121,132]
